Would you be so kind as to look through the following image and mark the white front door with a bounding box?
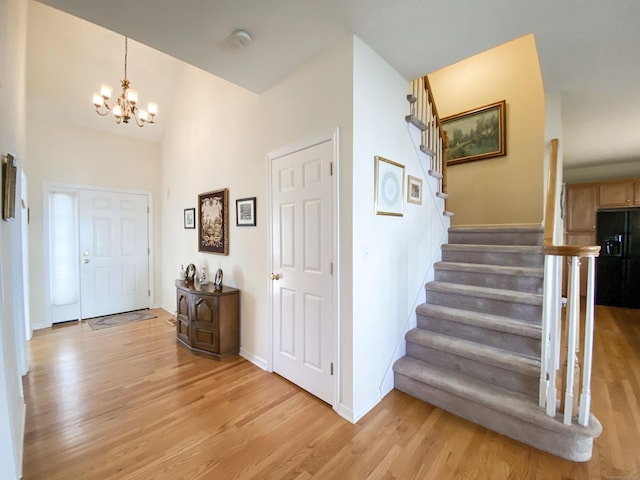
[270,137,336,405]
[78,190,149,319]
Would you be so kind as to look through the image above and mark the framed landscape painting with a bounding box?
[442,100,506,165]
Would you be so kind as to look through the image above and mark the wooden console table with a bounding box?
[175,280,239,360]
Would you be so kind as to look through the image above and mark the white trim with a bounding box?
[239,348,268,371]
[41,182,153,329]
[266,128,341,410]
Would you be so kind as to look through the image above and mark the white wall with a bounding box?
[0,0,28,477]
[26,120,162,329]
[350,37,448,420]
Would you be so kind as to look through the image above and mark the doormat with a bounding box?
[86,310,157,331]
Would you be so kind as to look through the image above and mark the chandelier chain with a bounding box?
[124,37,128,80]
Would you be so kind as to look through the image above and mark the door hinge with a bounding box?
[148,248,151,255]
[148,289,151,297]
[330,262,333,275]
[330,362,334,375]
[147,206,150,213]
[330,162,333,176]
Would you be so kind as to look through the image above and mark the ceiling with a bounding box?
[33,0,640,168]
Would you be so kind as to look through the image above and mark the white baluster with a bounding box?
[540,254,554,408]
[579,256,596,426]
[563,256,580,425]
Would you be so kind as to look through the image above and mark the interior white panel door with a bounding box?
[271,139,335,405]
[78,190,149,319]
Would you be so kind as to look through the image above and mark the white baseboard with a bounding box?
[239,348,268,371]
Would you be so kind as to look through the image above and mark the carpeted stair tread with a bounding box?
[426,281,543,306]
[434,261,543,277]
[448,226,544,246]
[416,303,541,339]
[443,244,544,254]
[393,356,602,439]
[406,329,540,375]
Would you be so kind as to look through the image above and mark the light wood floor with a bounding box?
[22,305,640,479]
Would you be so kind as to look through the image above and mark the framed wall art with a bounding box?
[441,100,506,165]
[198,188,229,255]
[407,175,423,205]
[236,197,256,226]
[374,155,404,216]
[2,153,17,221]
[183,208,195,229]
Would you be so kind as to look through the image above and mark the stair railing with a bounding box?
[405,76,448,207]
[539,139,600,426]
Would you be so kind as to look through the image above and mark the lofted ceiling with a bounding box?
[33,0,640,168]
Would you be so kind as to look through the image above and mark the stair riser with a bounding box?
[434,269,543,294]
[425,290,542,322]
[394,373,595,462]
[442,250,544,268]
[448,231,543,246]
[406,342,538,399]
[416,314,541,358]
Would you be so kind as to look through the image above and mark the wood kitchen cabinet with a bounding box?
[175,280,239,360]
[565,183,598,232]
[599,181,634,207]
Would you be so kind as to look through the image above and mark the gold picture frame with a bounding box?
[198,188,229,255]
[442,100,506,165]
[407,175,422,205]
[374,156,404,216]
[2,153,17,221]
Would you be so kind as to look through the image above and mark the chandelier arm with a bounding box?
[94,108,111,117]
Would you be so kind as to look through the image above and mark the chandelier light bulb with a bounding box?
[92,94,104,108]
[100,85,112,99]
[127,89,138,104]
[139,109,148,122]
[112,104,122,119]
[148,102,158,116]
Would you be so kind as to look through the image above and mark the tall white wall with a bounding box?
[350,37,448,420]
[26,120,162,329]
[0,0,28,477]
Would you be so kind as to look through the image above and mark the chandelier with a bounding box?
[92,37,158,127]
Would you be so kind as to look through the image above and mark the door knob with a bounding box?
[83,259,90,264]
[271,273,281,280]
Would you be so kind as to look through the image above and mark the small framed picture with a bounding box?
[407,175,423,205]
[236,197,256,227]
[374,156,404,216]
[184,208,195,229]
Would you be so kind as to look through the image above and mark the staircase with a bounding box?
[393,225,602,462]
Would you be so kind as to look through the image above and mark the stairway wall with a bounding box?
[350,37,449,421]
[428,34,545,225]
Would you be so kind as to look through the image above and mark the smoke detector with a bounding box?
[230,29,252,48]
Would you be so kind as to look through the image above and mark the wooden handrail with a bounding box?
[543,139,559,246]
[543,245,600,257]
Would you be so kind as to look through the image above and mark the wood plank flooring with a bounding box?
[22,305,640,479]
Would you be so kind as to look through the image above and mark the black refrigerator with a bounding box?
[596,208,640,308]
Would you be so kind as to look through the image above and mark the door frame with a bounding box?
[266,128,340,409]
[42,182,154,328]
